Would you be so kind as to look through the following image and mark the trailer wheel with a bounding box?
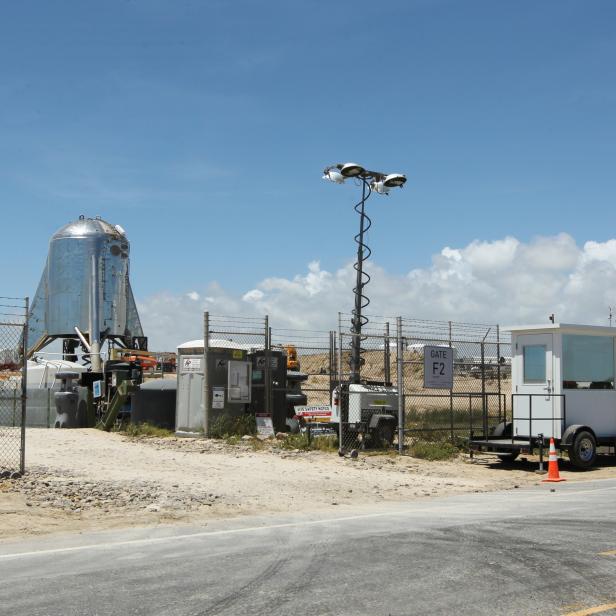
[569,430,597,469]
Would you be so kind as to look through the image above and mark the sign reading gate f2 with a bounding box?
[423,346,454,389]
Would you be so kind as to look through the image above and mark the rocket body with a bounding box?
[28,216,144,356]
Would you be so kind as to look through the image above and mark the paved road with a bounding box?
[2,479,616,616]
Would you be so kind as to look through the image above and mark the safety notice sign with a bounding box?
[212,387,225,409]
[181,356,202,373]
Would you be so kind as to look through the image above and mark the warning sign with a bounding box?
[294,405,333,422]
[255,413,275,437]
[181,356,202,373]
[256,356,279,369]
[212,387,225,409]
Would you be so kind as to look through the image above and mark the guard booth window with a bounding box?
[523,345,546,383]
[563,335,615,390]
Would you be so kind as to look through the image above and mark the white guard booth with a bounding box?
[509,323,616,441]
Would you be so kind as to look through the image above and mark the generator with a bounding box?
[332,382,399,448]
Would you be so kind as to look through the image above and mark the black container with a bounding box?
[131,379,177,430]
[248,350,287,432]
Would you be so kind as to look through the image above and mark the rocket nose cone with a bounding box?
[52,217,127,240]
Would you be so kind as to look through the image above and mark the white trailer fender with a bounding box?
[368,414,396,429]
[560,424,595,447]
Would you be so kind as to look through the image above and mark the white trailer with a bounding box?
[470,323,616,468]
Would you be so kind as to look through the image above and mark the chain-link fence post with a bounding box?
[19,297,28,473]
[497,324,502,423]
[338,331,344,452]
[396,317,405,454]
[384,321,391,384]
[203,311,210,437]
[328,331,336,396]
[264,315,271,416]
[448,320,454,442]
[481,340,487,438]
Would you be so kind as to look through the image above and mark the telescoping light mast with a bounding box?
[322,163,406,383]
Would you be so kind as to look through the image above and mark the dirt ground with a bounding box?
[2,428,616,543]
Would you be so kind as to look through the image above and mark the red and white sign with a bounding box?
[294,405,333,422]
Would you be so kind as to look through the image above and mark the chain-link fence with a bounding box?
[0,297,28,474]
[196,311,512,453]
[333,314,512,453]
[399,318,511,451]
[200,314,269,437]
[270,329,336,407]
[335,328,400,452]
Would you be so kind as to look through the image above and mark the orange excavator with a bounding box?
[111,348,158,370]
[285,345,300,371]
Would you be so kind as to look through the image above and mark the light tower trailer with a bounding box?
[470,323,616,469]
[331,382,399,450]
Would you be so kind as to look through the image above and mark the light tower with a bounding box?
[323,163,406,383]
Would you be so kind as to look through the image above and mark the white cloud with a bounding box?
[137,233,616,350]
[242,289,264,302]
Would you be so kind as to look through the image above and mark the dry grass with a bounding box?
[118,422,174,438]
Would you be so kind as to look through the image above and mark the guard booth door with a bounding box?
[513,334,560,439]
[176,355,204,432]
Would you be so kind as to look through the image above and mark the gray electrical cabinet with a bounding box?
[176,342,252,434]
[247,350,287,432]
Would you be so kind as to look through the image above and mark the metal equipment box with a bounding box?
[247,350,287,433]
[175,340,251,434]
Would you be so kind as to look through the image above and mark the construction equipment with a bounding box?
[285,345,300,371]
[332,382,398,448]
[98,379,138,431]
[111,348,158,370]
[296,382,398,449]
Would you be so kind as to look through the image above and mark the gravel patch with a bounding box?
[2,467,221,514]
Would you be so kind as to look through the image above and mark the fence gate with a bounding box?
[0,297,28,474]
[399,318,511,449]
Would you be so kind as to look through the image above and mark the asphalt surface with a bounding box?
[2,479,616,616]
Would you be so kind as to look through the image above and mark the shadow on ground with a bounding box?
[468,452,616,476]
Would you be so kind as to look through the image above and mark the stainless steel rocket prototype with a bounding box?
[27,216,146,367]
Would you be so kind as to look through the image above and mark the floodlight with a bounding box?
[371,181,390,195]
[322,169,345,184]
[383,173,406,188]
[339,162,365,178]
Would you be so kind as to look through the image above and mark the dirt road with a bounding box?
[2,428,615,542]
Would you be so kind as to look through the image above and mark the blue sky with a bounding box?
[2,0,616,338]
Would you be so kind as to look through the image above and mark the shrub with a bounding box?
[278,433,311,450]
[410,440,460,461]
[209,413,256,439]
[120,422,174,438]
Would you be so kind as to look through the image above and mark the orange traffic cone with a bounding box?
[542,437,566,483]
